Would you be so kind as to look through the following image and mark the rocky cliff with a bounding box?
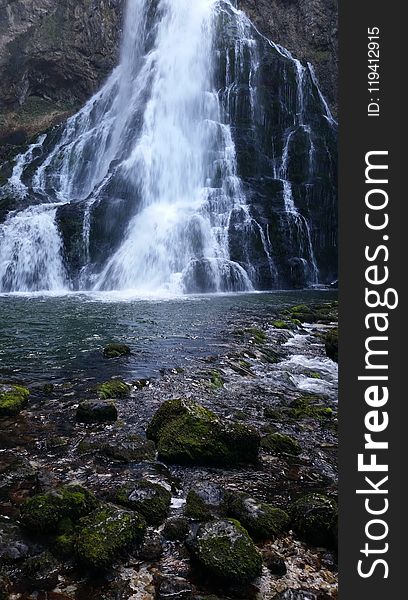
[0,0,337,152]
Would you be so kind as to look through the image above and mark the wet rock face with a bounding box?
[238,0,338,115]
[0,0,123,145]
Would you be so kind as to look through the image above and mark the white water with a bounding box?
[0,204,68,292]
[0,0,335,294]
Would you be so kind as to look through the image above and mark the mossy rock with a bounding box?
[209,370,224,389]
[54,533,75,558]
[261,433,301,456]
[0,384,29,417]
[190,519,262,584]
[246,327,267,344]
[272,320,288,329]
[98,379,130,400]
[163,517,190,541]
[289,396,333,420]
[291,493,338,549]
[324,328,338,362]
[75,505,146,569]
[147,399,260,467]
[97,379,131,399]
[20,485,98,534]
[76,400,118,424]
[226,492,290,540]
[115,480,171,526]
[185,490,213,522]
[103,343,131,358]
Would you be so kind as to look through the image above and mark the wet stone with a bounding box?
[22,551,60,591]
[103,343,131,358]
[154,574,193,600]
[76,400,118,424]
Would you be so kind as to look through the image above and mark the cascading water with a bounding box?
[0,0,337,294]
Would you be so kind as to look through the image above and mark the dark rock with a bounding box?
[261,433,302,456]
[188,519,262,584]
[138,530,163,561]
[185,490,213,522]
[115,480,171,526]
[75,505,146,569]
[103,343,131,358]
[0,384,29,417]
[147,399,260,467]
[0,453,38,503]
[275,592,319,600]
[100,434,156,463]
[154,575,193,600]
[22,551,59,591]
[226,492,290,540]
[0,519,30,563]
[263,550,287,576]
[324,328,338,362]
[163,517,190,541]
[290,493,337,549]
[76,400,118,424]
[20,485,98,534]
[97,379,131,399]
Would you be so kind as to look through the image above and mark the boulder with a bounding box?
[290,493,337,549]
[103,343,131,358]
[0,384,29,417]
[75,505,146,569]
[147,399,260,467]
[76,400,117,424]
[20,485,98,534]
[226,492,290,540]
[188,519,262,584]
[97,379,131,399]
[261,433,301,456]
[115,480,171,526]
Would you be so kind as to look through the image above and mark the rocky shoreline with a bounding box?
[0,301,338,599]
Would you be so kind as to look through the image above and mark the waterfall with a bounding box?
[0,0,337,294]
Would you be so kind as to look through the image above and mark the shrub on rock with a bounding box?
[147,399,260,466]
[291,493,338,549]
[189,519,262,584]
[0,384,29,417]
[75,505,146,569]
[76,400,118,424]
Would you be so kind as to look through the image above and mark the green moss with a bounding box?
[307,371,322,379]
[0,384,29,417]
[115,481,171,526]
[209,370,224,389]
[103,343,131,358]
[97,379,130,399]
[291,493,337,549]
[246,327,267,344]
[21,485,98,533]
[272,320,288,329]
[227,492,290,540]
[261,432,301,456]
[264,407,283,420]
[185,490,213,521]
[194,519,263,584]
[54,533,75,558]
[76,505,146,569]
[148,399,259,466]
[289,396,333,420]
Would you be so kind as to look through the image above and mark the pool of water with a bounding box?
[0,289,337,386]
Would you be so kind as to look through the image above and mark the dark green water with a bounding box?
[0,290,337,386]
